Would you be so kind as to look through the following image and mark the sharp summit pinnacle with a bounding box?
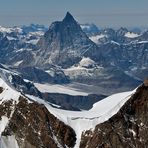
[63,12,75,22]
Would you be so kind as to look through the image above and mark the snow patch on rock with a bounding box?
[89,34,107,44]
[79,57,96,68]
[124,32,139,38]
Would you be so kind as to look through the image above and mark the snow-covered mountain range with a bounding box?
[0,12,148,147]
[0,12,146,96]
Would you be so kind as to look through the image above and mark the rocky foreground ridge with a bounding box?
[80,79,148,148]
[0,77,148,148]
[0,79,76,148]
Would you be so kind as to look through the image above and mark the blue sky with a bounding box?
[0,0,148,28]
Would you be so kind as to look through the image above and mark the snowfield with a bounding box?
[34,83,89,96]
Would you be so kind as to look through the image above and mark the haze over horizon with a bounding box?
[0,0,148,28]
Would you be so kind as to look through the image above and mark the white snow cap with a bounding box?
[89,34,107,44]
[79,57,95,67]
[124,32,140,38]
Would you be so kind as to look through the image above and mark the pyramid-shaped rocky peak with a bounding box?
[63,12,75,22]
[37,12,100,68]
[47,12,79,31]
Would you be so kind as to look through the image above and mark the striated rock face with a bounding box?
[80,84,148,148]
[1,96,76,148]
[36,12,101,69]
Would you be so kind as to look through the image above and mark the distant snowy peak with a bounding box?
[0,24,46,46]
[0,24,46,35]
[0,26,22,34]
[80,23,99,35]
[89,34,107,44]
[124,32,140,38]
[0,26,12,33]
[21,24,47,34]
[0,24,47,68]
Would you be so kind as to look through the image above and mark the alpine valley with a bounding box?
[0,12,148,148]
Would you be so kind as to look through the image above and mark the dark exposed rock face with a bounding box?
[80,84,148,148]
[0,92,14,120]
[10,74,42,98]
[1,96,76,148]
[0,66,42,98]
[144,77,148,87]
[99,41,148,71]
[43,93,106,110]
[80,23,100,36]
[12,66,70,84]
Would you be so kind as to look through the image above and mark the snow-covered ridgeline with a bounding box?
[27,88,136,148]
[0,78,20,104]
